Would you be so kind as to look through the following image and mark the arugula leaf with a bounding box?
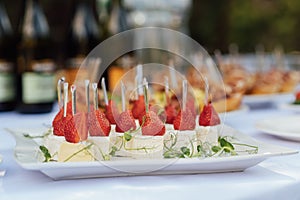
[110,146,118,156]
[180,147,191,157]
[219,137,234,152]
[211,146,222,153]
[39,146,51,162]
[197,145,202,153]
[124,131,132,142]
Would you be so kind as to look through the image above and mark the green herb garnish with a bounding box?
[180,147,191,158]
[163,134,258,159]
[24,129,51,139]
[124,131,132,142]
[293,100,300,105]
[110,146,118,156]
[39,146,52,162]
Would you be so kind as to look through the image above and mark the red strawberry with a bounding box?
[63,114,80,143]
[150,105,166,123]
[165,104,177,124]
[296,91,300,101]
[138,105,166,125]
[115,110,136,132]
[89,108,111,136]
[186,98,197,117]
[52,101,73,136]
[105,100,119,124]
[52,108,64,136]
[132,95,145,119]
[199,103,221,126]
[170,94,180,110]
[64,112,88,143]
[141,111,165,136]
[173,109,196,130]
[74,112,88,141]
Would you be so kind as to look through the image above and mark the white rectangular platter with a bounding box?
[7,125,298,180]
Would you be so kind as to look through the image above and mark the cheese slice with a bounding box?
[88,136,110,161]
[58,142,94,162]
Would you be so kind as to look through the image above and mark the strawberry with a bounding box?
[173,109,196,130]
[74,112,89,141]
[199,103,221,126]
[115,110,136,132]
[141,111,165,136]
[63,114,80,143]
[295,91,300,101]
[186,98,197,117]
[170,94,180,110]
[52,108,64,136]
[132,95,145,119]
[138,105,166,125]
[63,112,88,143]
[89,108,111,136]
[105,100,119,124]
[150,104,166,123]
[165,104,177,124]
[52,101,72,136]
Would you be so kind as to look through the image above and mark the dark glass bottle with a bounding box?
[16,0,56,113]
[107,0,128,91]
[0,0,16,111]
[64,0,102,85]
[107,0,128,35]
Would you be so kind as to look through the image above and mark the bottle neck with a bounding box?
[21,0,50,40]
[65,0,103,61]
[107,0,127,35]
[70,0,100,44]
[0,1,13,37]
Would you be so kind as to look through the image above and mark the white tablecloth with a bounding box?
[0,104,300,200]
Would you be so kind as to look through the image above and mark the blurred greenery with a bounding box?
[4,0,300,54]
[189,0,300,53]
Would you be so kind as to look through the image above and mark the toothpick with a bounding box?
[169,59,177,89]
[136,64,143,95]
[71,85,76,115]
[182,80,187,111]
[121,81,126,112]
[204,77,209,105]
[57,77,65,109]
[134,75,138,100]
[143,78,149,113]
[63,82,69,117]
[205,57,219,82]
[92,83,98,110]
[164,76,169,104]
[101,77,108,106]
[85,80,90,113]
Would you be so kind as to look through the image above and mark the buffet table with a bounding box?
[0,104,300,200]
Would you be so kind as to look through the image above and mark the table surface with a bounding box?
[0,103,300,200]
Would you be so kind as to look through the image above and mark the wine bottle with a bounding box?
[16,0,56,113]
[107,0,128,91]
[107,0,128,35]
[0,0,16,111]
[64,0,102,85]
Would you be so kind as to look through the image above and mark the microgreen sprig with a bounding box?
[39,146,52,162]
[23,129,51,139]
[163,134,258,159]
